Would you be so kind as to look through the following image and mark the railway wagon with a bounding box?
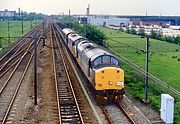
[61,28,125,102]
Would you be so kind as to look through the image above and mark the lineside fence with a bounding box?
[104,41,180,98]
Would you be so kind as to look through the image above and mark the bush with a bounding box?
[172,55,177,58]
[60,17,107,46]
[82,24,107,45]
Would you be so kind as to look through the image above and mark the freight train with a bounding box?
[60,27,125,102]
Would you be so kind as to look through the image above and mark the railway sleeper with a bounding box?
[61,111,78,115]
[61,115,80,118]
[61,108,78,112]
[61,118,81,124]
[60,106,76,109]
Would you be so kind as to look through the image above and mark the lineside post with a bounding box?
[21,11,24,34]
[145,37,149,100]
[34,32,38,105]
[8,20,9,32]
[143,37,150,104]
[30,20,32,29]
[8,33,10,44]
[0,37,2,49]
[43,21,46,47]
[8,20,10,43]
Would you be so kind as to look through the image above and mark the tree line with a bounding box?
[59,16,106,46]
[1,12,47,21]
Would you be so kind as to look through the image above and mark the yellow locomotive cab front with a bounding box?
[95,67,124,90]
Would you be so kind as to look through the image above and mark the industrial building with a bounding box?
[0,9,16,18]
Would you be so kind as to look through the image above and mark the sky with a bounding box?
[0,0,180,16]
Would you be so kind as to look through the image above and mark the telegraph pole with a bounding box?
[8,20,10,43]
[0,37,2,49]
[143,37,150,104]
[36,19,37,26]
[8,20,9,32]
[34,32,38,105]
[21,11,24,34]
[30,20,32,29]
[43,21,46,47]
[68,9,71,28]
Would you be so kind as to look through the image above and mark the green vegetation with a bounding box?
[3,12,46,21]
[0,20,38,54]
[99,27,180,123]
[59,17,106,45]
[100,27,180,90]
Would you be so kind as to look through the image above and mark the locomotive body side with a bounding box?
[62,27,125,101]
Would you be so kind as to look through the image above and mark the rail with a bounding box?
[51,24,84,124]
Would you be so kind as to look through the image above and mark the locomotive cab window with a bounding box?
[93,57,102,67]
[111,57,119,66]
[102,56,110,63]
[92,55,120,68]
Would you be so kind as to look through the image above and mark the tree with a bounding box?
[150,29,164,41]
[82,24,106,45]
[130,28,137,35]
[138,28,145,36]
[60,17,107,46]
[119,27,124,32]
[126,27,130,33]
[175,36,180,44]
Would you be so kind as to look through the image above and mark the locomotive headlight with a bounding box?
[109,82,113,85]
[116,82,124,86]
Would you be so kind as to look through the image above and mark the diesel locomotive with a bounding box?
[61,27,125,102]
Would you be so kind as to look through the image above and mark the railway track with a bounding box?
[118,104,136,124]
[51,24,84,123]
[0,25,44,124]
[99,104,136,124]
[99,105,114,124]
[0,25,43,78]
[0,25,41,67]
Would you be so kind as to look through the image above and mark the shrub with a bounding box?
[172,55,177,58]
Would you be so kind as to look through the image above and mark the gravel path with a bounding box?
[104,104,131,124]
[126,93,162,123]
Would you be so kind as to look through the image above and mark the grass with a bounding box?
[98,27,180,123]
[0,20,39,54]
[99,27,180,91]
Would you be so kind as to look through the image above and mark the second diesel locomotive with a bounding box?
[61,27,125,102]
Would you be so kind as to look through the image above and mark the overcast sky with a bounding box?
[0,0,180,16]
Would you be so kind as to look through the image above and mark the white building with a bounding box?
[89,17,130,26]
[0,9,16,18]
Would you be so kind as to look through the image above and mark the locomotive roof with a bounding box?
[78,42,116,61]
[86,48,112,61]
[62,28,74,35]
[68,33,83,42]
[64,28,119,62]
